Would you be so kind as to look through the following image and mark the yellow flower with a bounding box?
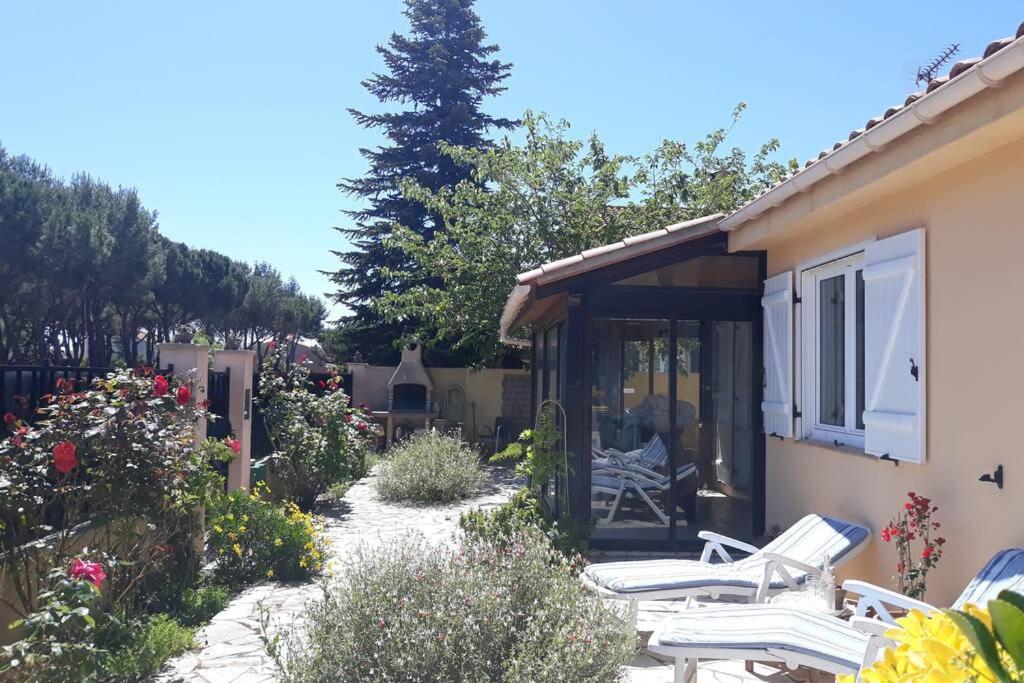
[274,538,283,547]
[232,543,242,558]
[238,525,247,533]
[212,524,223,533]
[266,569,274,578]
[840,605,1001,683]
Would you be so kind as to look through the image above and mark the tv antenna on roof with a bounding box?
[916,43,961,86]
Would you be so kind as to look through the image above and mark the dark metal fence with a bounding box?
[0,364,181,424]
[206,368,232,439]
[0,365,241,434]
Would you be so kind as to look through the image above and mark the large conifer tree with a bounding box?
[328,0,514,364]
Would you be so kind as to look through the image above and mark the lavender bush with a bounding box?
[265,529,635,681]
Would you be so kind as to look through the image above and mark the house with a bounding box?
[500,21,1024,604]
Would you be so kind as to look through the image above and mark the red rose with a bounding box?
[298,353,308,364]
[225,437,241,455]
[922,545,934,559]
[344,414,353,423]
[153,375,169,397]
[880,527,891,543]
[69,558,106,588]
[317,380,326,389]
[267,340,276,351]
[2,412,15,425]
[356,422,368,432]
[176,385,191,405]
[53,440,78,473]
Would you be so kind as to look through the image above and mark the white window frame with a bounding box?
[797,241,874,450]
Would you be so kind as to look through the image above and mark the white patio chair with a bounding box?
[580,514,870,625]
[591,463,697,527]
[648,547,1024,683]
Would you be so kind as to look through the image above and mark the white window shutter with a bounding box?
[863,229,926,463]
[762,271,793,438]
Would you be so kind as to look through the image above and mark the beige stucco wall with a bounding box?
[734,132,1024,605]
[348,364,529,444]
[426,367,529,442]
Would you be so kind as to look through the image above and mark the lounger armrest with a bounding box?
[842,579,936,624]
[849,616,892,638]
[850,616,898,670]
[697,531,759,563]
[754,552,823,603]
[762,552,822,576]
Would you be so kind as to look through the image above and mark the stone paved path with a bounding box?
[155,466,521,682]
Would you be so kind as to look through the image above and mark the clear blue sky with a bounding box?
[1,2,1020,318]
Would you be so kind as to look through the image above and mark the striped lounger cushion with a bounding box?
[652,606,871,672]
[954,548,1024,608]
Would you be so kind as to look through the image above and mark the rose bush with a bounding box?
[881,491,945,600]
[257,351,376,510]
[0,368,219,618]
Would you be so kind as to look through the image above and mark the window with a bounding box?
[763,230,925,462]
[800,252,866,447]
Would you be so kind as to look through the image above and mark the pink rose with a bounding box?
[69,558,106,588]
[53,440,78,474]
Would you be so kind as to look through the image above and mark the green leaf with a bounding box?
[998,590,1024,614]
[989,597,1024,671]
[946,609,1012,682]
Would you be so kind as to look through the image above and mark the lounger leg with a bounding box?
[674,658,696,683]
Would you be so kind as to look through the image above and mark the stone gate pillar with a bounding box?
[212,350,255,491]
[157,343,209,448]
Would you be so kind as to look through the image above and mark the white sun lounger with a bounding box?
[648,547,1024,682]
[580,514,870,624]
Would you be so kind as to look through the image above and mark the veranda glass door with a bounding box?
[589,318,754,545]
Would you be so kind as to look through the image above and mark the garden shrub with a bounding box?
[0,566,108,681]
[257,350,376,510]
[99,613,195,682]
[266,528,635,682]
[177,584,232,627]
[208,483,328,586]
[459,489,592,561]
[375,430,486,503]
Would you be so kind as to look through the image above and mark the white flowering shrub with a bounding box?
[267,529,635,681]
[375,430,486,503]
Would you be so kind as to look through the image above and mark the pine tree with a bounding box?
[328,0,514,365]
